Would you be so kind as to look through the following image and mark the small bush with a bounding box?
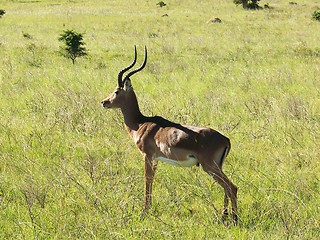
[233,0,263,10]
[156,1,166,7]
[312,10,320,21]
[0,9,5,17]
[247,2,262,10]
[58,30,88,64]
[23,32,33,39]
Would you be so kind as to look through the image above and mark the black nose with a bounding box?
[101,100,110,107]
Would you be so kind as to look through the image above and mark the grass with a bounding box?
[0,0,319,239]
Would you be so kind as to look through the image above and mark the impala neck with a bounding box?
[120,90,144,131]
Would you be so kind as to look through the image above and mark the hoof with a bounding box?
[232,214,238,226]
[222,209,228,221]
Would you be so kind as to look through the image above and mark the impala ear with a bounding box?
[123,78,133,91]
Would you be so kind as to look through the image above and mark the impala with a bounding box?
[101,46,238,224]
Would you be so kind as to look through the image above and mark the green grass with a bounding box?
[1,0,319,239]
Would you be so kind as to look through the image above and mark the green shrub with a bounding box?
[58,30,88,64]
[0,9,5,17]
[312,10,320,21]
[233,0,263,10]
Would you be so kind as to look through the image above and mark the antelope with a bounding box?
[101,46,238,224]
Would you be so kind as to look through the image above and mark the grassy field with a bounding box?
[0,0,319,239]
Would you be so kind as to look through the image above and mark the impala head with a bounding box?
[101,46,147,109]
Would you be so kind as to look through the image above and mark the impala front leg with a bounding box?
[141,154,157,218]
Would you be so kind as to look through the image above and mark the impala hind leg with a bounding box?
[141,155,157,219]
[222,191,229,221]
[213,171,238,225]
[202,164,238,225]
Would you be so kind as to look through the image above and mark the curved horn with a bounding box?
[123,46,147,83]
[118,46,137,88]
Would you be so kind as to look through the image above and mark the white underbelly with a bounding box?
[153,155,198,167]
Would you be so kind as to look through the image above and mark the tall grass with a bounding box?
[0,0,319,239]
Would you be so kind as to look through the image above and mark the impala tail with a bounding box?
[220,140,231,167]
